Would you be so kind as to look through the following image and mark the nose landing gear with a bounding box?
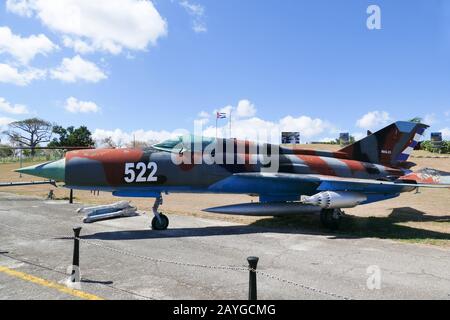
[151,196,169,230]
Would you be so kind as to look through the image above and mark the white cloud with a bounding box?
[203,115,335,143]
[0,116,16,128]
[5,0,34,17]
[93,99,336,145]
[217,105,233,117]
[279,116,332,137]
[7,0,168,55]
[236,99,256,118]
[50,55,106,83]
[179,0,207,33]
[423,113,436,126]
[180,1,204,16]
[0,63,46,86]
[214,100,257,120]
[93,128,188,147]
[0,26,57,65]
[206,99,336,142]
[352,132,366,141]
[64,97,100,113]
[62,36,94,55]
[440,128,450,140]
[0,97,29,115]
[192,22,207,34]
[0,116,16,142]
[356,111,392,130]
[197,111,209,118]
[195,111,210,126]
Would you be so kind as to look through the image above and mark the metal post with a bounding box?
[69,189,73,204]
[19,149,23,178]
[71,227,82,282]
[247,256,259,300]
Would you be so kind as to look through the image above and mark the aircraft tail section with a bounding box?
[338,121,429,167]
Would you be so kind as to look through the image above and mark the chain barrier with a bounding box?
[76,237,249,272]
[0,222,154,300]
[0,222,352,300]
[76,237,353,299]
[252,269,352,300]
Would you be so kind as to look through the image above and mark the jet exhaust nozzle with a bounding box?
[301,191,367,209]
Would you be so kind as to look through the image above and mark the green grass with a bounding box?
[0,156,61,164]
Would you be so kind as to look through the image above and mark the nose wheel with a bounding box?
[151,196,169,230]
[152,214,169,230]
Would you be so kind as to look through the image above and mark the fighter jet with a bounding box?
[16,121,450,230]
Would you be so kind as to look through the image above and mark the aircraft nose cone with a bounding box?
[15,158,66,182]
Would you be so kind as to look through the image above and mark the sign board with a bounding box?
[431,132,442,142]
[281,132,300,144]
[339,133,350,145]
[430,132,443,150]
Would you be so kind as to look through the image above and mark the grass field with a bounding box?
[1,144,449,247]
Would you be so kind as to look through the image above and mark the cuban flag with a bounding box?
[216,112,227,119]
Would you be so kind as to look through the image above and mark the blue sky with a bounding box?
[0,0,450,145]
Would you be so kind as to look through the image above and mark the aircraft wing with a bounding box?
[234,172,450,193]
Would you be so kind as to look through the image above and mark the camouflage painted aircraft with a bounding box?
[16,121,450,230]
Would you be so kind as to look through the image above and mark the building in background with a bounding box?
[339,133,350,145]
[281,132,300,144]
[431,132,443,150]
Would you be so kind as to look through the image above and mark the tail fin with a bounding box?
[339,121,429,167]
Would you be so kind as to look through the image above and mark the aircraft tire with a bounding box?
[320,209,341,230]
[151,214,169,230]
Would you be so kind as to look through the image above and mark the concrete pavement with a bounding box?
[0,192,449,300]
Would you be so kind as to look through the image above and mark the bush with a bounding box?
[0,144,13,157]
[420,140,450,154]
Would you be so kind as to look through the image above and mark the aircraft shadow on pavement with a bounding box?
[251,207,450,242]
[82,206,450,243]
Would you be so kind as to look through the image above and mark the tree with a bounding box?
[3,118,53,156]
[0,144,13,157]
[100,136,121,148]
[125,140,154,149]
[49,125,94,148]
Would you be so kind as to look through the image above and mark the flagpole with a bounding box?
[215,114,218,140]
[229,109,232,139]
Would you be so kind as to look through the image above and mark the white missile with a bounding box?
[301,191,367,209]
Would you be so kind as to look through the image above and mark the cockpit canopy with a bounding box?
[152,135,216,153]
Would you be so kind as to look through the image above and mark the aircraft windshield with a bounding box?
[153,135,216,152]
[152,137,183,152]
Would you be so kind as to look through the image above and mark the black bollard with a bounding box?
[71,227,82,282]
[247,256,259,300]
[69,189,74,204]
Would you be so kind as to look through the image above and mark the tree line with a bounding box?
[0,117,154,157]
[1,117,448,157]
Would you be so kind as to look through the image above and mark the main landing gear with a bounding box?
[320,208,344,231]
[151,196,169,230]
